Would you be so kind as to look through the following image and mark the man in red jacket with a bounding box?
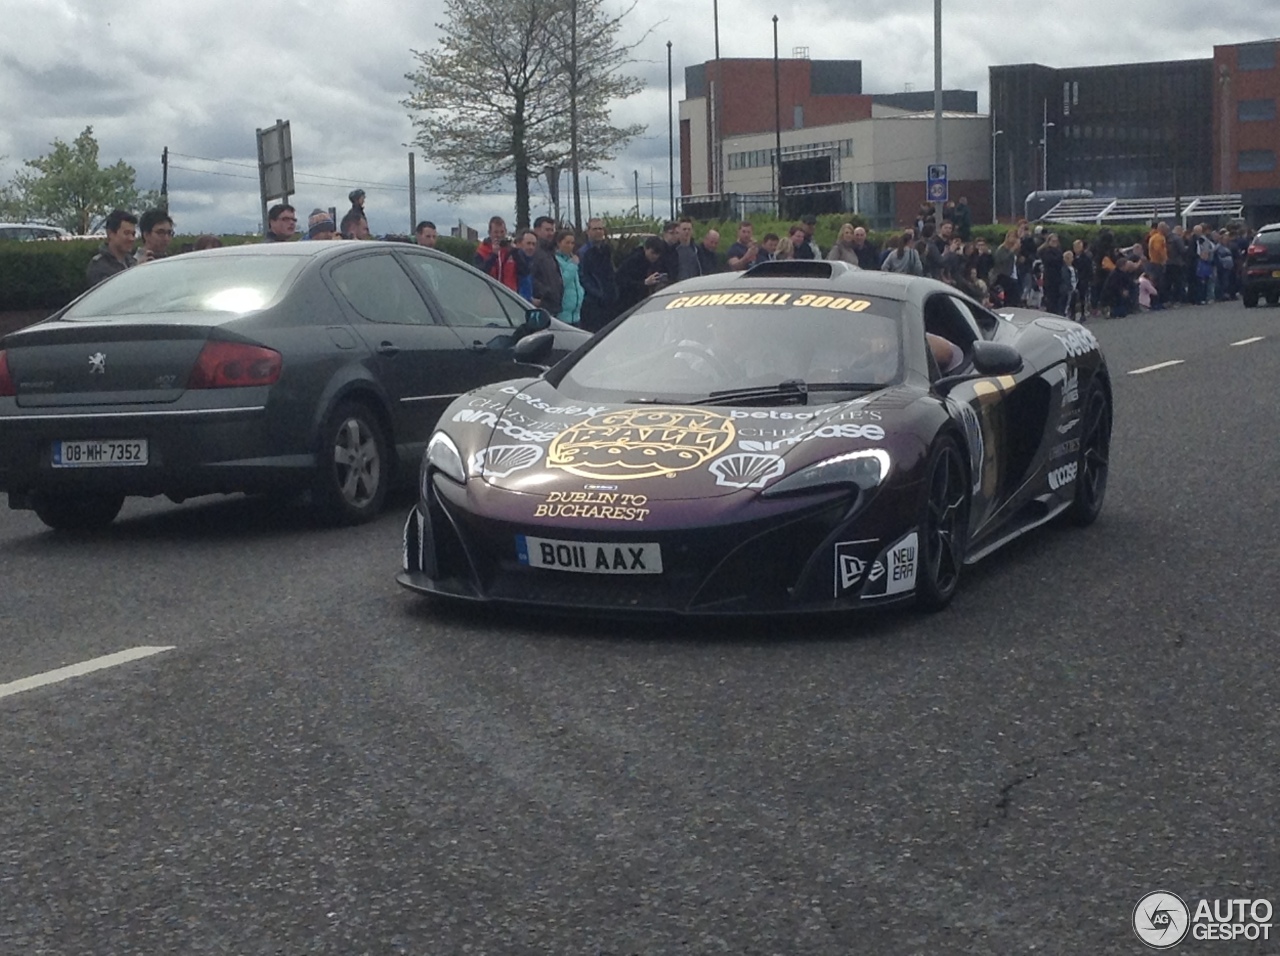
[473,216,519,292]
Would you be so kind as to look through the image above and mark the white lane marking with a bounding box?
[1231,336,1265,346]
[1128,360,1185,375]
[0,646,176,701]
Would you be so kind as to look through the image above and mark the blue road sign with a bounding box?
[927,163,948,203]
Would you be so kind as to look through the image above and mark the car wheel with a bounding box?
[1267,293,1280,307]
[312,400,390,525]
[1065,379,1112,527]
[31,492,125,532]
[915,436,969,612]
[1242,291,1259,308]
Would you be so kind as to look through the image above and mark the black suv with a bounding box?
[1242,223,1280,307]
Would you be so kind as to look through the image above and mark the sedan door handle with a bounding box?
[376,342,401,356]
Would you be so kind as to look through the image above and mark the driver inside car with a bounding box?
[927,332,966,374]
[672,311,797,385]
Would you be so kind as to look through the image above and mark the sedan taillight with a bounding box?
[0,350,13,397]
[1248,244,1266,257]
[187,341,282,389]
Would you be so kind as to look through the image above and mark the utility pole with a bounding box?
[569,0,582,231]
[667,41,675,221]
[408,152,417,235]
[634,170,640,220]
[773,16,783,218]
[933,0,943,221]
[160,147,169,211]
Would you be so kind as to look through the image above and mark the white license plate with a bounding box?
[516,535,663,574]
[52,439,148,468]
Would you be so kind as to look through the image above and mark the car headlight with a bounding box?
[760,449,890,498]
[425,431,466,486]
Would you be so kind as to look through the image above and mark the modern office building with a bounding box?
[679,56,985,228]
[990,38,1280,225]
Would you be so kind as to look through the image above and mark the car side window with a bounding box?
[330,254,436,326]
[952,296,1000,338]
[923,295,979,352]
[402,255,517,329]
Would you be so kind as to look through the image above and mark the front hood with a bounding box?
[441,379,913,502]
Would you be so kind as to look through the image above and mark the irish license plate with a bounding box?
[52,439,148,468]
[516,535,663,574]
[1272,270,1280,278]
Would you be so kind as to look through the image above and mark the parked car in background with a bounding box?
[0,222,70,241]
[0,241,589,530]
[1241,222,1280,307]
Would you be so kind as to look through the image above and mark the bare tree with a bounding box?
[404,0,646,229]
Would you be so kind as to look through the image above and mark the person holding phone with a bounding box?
[473,216,519,292]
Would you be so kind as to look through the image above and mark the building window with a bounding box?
[1238,149,1276,173]
[1238,98,1277,122]
[793,105,804,130]
[1237,42,1276,71]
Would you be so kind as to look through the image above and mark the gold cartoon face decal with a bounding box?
[547,408,736,480]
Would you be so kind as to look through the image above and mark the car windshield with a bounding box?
[63,255,304,318]
[555,288,904,404]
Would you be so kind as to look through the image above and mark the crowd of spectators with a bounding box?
[87,187,1259,328]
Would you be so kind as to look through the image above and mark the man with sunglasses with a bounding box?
[134,208,176,264]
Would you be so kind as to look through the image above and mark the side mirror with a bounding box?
[971,340,1023,376]
[513,329,554,364]
[524,308,552,331]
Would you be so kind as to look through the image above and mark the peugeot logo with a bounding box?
[88,352,106,374]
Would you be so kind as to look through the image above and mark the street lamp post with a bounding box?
[1040,99,1055,191]
[991,128,1003,223]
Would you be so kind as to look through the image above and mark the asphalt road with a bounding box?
[1,299,1277,955]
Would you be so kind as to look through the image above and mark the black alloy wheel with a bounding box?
[312,400,390,525]
[31,491,126,532]
[1065,379,1112,527]
[915,437,969,611]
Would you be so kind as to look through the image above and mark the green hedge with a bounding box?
[0,234,482,313]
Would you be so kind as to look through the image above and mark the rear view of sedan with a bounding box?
[0,242,587,531]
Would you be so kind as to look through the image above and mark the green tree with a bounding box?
[7,127,159,234]
[404,0,647,229]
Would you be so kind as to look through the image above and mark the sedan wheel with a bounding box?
[32,492,125,532]
[1065,380,1112,527]
[312,401,389,525]
[916,437,968,611]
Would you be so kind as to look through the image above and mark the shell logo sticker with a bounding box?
[547,407,736,481]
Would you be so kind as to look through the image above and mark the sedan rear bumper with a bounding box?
[0,402,315,504]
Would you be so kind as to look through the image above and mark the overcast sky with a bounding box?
[0,0,1267,235]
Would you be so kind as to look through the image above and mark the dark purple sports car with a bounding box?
[399,261,1112,615]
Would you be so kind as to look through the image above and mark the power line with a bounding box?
[169,152,410,191]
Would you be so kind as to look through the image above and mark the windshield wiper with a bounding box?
[688,379,809,406]
[802,382,884,392]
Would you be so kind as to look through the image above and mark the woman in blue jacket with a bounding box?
[554,229,583,325]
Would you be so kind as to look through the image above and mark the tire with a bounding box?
[1065,379,1112,527]
[1267,293,1279,307]
[915,437,969,612]
[1242,291,1259,308]
[311,400,390,525]
[32,492,125,532]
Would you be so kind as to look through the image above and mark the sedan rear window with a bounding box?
[64,255,304,318]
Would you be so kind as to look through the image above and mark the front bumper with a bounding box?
[397,472,925,617]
